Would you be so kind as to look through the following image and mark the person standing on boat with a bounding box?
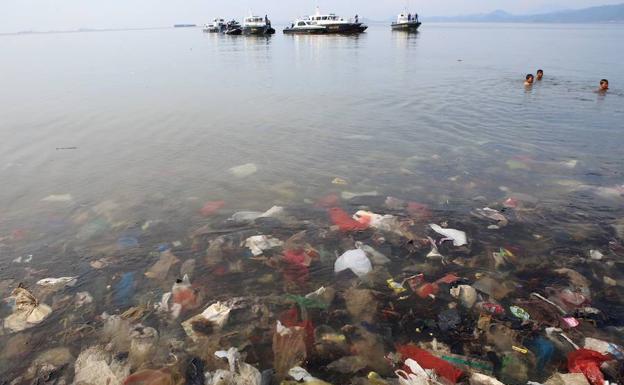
[415,13,419,22]
[355,14,359,23]
[408,13,411,21]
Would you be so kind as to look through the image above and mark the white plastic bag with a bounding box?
[429,224,467,246]
[334,249,372,277]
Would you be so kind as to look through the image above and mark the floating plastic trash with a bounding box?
[229,163,258,178]
[429,224,467,246]
[334,249,372,277]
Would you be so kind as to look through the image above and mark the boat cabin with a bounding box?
[396,12,418,24]
[244,16,268,26]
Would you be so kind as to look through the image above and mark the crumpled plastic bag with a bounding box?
[583,337,624,360]
[73,345,130,385]
[36,276,78,288]
[469,373,505,385]
[429,224,467,246]
[544,372,590,385]
[328,207,368,232]
[273,321,307,380]
[567,348,610,385]
[396,358,445,385]
[471,207,508,229]
[182,301,232,342]
[334,249,372,277]
[397,345,463,384]
[129,324,159,369]
[288,366,333,385]
[450,285,478,308]
[171,274,201,311]
[206,347,261,385]
[229,163,258,178]
[3,286,52,333]
[144,250,179,280]
[244,235,284,256]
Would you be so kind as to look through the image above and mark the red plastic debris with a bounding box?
[415,283,439,298]
[280,307,315,352]
[436,273,461,284]
[199,200,225,217]
[568,349,610,385]
[283,249,312,267]
[477,302,505,315]
[328,207,368,232]
[172,287,200,310]
[397,344,463,383]
[406,274,426,291]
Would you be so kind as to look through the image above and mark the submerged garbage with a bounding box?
[1,189,623,385]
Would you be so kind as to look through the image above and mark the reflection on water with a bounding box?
[0,23,623,382]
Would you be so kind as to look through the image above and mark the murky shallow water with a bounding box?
[0,24,623,384]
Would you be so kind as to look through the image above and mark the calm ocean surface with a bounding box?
[0,23,623,380]
[1,23,623,219]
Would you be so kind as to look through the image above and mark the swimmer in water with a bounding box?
[598,79,609,92]
[536,69,543,81]
[524,74,534,86]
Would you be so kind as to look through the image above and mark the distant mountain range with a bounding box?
[424,3,624,23]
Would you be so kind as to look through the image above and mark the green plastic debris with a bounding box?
[509,305,530,321]
[286,294,329,310]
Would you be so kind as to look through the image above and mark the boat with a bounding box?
[283,19,328,34]
[300,8,367,34]
[241,15,276,35]
[224,20,242,35]
[203,18,226,33]
[391,12,421,31]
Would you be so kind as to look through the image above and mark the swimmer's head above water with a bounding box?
[524,74,534,86]
[599,79,609,91]
[536,69,543,80]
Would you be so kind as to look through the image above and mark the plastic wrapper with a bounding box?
[273,321,307,380]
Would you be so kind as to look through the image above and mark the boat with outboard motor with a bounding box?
[224,20,243,35]
[242,15,276,35]
[203,18,227,33]
[289,8,367,34]
[283,19,328,34]
[391,11,421,31]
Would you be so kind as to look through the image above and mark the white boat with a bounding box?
[300,8,367,34]
[283,19,328,34]
[203,18,226,33]
[391,12,421,31]
[242,15,276,35]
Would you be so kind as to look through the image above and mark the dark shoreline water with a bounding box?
[0,23,623,384]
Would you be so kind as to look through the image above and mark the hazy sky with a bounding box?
[1,0,621,32]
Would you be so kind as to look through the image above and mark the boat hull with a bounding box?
[323,23,367,34]
[391,22,421,31]
[225,28,242,35]
[283,27,328,34]
[204,26,225,33]
[242,26,276,35]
